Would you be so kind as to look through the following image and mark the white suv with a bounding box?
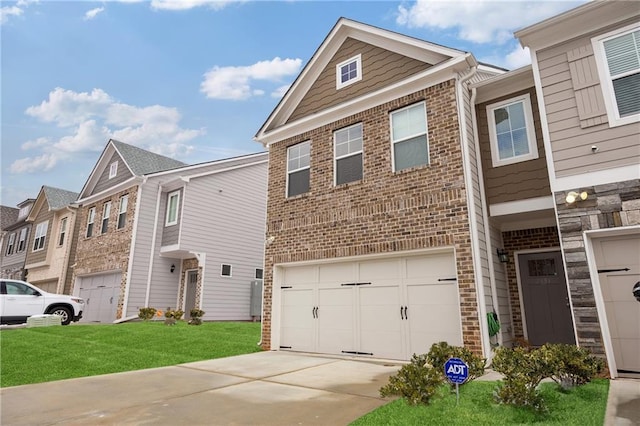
[0,279,84,326]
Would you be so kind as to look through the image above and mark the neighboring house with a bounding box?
[516,2,640,378]
[255,18,508,360]
[0,199,35,280]
[73,139,268,324]
[24,186,80,294]
[0,206,19,266]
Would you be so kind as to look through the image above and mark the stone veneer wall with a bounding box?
[72,186,137,319]
[178,258,202,311]
[263,80,483,354]
[556,179,640,356]
[501,226,561,339]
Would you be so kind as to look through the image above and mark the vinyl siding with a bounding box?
[26,208,54,265]
[161,188,182,247]
[92,152,133,195]
[288,37,431,123]
[476,88,550,205]
[180,163,268,320]
[536,18,640,177]
[490,223,513,347]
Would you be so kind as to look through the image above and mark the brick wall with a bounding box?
[73,186,137,319]
[178,258,202,311]
[501,226,561,339]
[263,80,483,354]
[556,179,640,356]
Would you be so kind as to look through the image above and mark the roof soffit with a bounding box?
[472,66,535,104]
[256,18,463,140]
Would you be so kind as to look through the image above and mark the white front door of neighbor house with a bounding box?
[278,251,462,361]
[593,233,640,376]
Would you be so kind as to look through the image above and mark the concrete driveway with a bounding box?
[0,351,401,425]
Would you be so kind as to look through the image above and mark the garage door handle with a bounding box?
[312,306,318,318]
[404,306,408,319]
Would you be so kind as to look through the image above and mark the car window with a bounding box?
[5,282,39,296]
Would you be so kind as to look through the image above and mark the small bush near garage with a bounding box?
[492,343,603,411]
[138,307,157,320]
[380,342,486,405]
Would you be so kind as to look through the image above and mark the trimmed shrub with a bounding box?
[538,343,604,390]
[427,341,486,381]
[138,307,157,321]
[380,353,443,405]
[189,308,205,325]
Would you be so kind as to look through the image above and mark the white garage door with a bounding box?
[593,233,640,376]
[278,251,462,360]
[78,272,121,323]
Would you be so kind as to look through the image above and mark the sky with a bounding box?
[1,0,586,207]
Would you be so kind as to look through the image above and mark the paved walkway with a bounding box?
[0,352,400,425]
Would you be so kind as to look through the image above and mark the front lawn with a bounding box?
[352,379,609,425]
[0,321,262,387]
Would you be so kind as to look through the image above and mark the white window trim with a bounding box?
[486,93,539,167]
[101,202,111,234]
[5,233,15,255]
[165,191,180,226]
[58,217,68,246]
[17,228,27,252]
[592,23,640,128]
[390,101,429,172]
[221,264,232,277]
[117,195,128,229]
[33,221,48,252]
[86,207,96,237]
[336,54,362,89]
[109,161,118,179]
[286,141,310,198]
[333,123,363,186]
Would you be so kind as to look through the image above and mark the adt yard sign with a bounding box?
[444,357,469,384]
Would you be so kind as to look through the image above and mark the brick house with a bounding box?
[516,1,640,378]
[73,139,268,323]
[24,186,80,294]
[255,19,507,360]
[1,199,35,280]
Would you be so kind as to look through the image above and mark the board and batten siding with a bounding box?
[180,162,268,320]
[536,18,640,177]
[476,88,550,205]
[288,37,431,123]
[91,152,133,196]
[25,208,54,265]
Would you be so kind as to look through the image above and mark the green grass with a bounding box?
[0,321,262,387]
[352,379,609,426]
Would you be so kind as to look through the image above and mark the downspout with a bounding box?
[470,86,504,349]
[456,65,492,359]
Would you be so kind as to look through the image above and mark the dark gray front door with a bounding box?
[519,251,575,346]
[185,270,197,318]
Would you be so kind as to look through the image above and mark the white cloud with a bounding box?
[13,87,203,174]
[397,0,582,44]
[271,84,290,99]
[1,6,24,25]
[150,0,238,11]
[505,46,531,69]
[201,57,302,100]
[84,7,105,21]
[10,153,58,174]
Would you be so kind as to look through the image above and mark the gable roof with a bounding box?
[0,206,19,231]
[42,186,79,210]
[78,139,187,201]
[255,17,476,146]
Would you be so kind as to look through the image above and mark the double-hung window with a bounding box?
[109,161,118,179]
[287,141,310,198]
[101,202,111,234]
[390,102,429,172]
[117,195,128,229]
[86,207,95,237]
[486,94,538,167]
[593,24,640,127]
[334,123,363,185]
[17,228,27,252]
[5,233,15,255]
[58,217,68,246]
[33,221,48,251]
[336,54,362,89]
[166,191,180,226]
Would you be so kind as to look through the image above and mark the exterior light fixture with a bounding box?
[170,264,175,273]
[566,191,588,204]
[497,249,509,263]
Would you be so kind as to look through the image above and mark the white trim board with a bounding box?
[489,196,554,217]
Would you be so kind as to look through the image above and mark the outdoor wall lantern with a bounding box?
[566,191,588,204]
[170,264,175,273]
[497,249,509,263]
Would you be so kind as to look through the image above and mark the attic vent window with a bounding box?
[109,161,118,179]
[336,54,362,89]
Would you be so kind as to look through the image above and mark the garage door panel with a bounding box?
[405,254,455,279]
[619,339,640,371]
[281,289,314,351]
[318,288,354,354]
[78,272,121,323]
[319,263,355,283]
[408,283,459,305]
[359,285,403,359]
[284,266,318,285]
[612,301,640,339]
[359,259,400,281]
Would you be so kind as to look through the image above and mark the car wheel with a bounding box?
[50,307,72,325]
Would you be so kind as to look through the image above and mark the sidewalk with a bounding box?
[604,378,640,426]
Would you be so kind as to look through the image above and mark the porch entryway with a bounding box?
[184,269,198,319]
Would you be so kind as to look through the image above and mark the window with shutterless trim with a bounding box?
[334,123,363,185]
[101,202,111,234]
[286,141,310,198]
[33,221,48,251]
[109,161,118,178]
[58,217,68,246]
[86,207,95,238]
[117,195,128,229]
[17,228,27,252]
[166,191,180,226]
[5,233,15,256]
[390,101,429,172]
[336,54,362,89]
